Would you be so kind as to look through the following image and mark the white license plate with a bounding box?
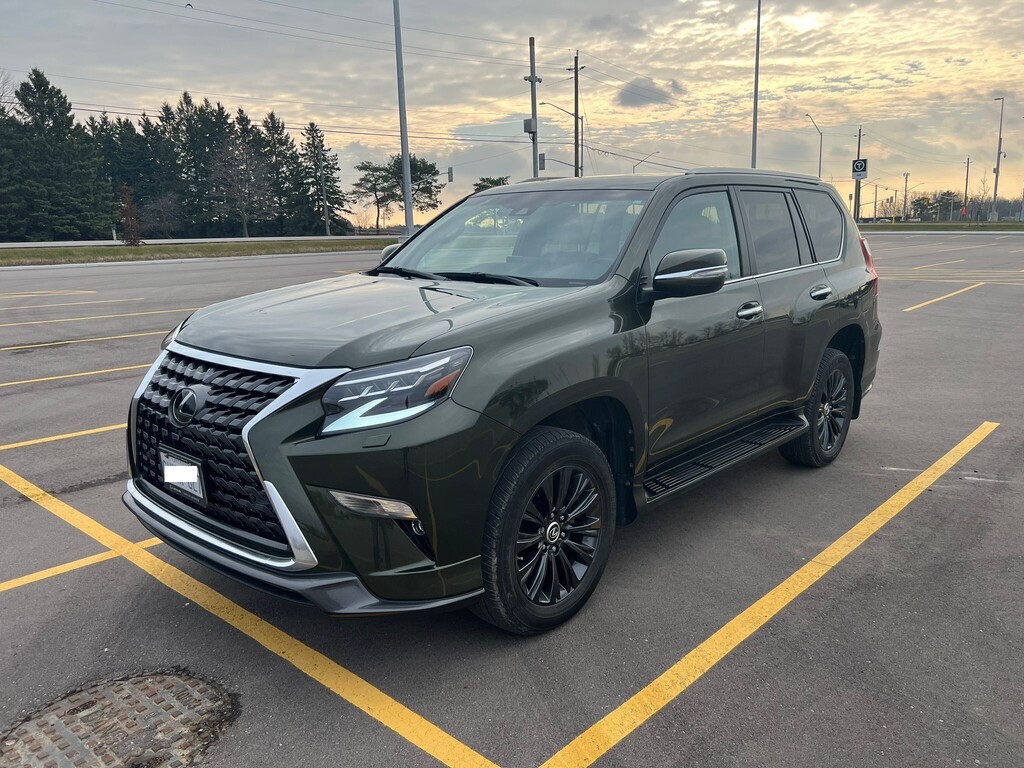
[159,449,206,503]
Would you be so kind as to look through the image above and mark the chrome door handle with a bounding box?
[736,302,763,320]
[809,285,833,301]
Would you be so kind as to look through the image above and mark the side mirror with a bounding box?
[379,243,401,263]
[652,248,729,297]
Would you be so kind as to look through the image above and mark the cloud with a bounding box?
[615,77,676,108]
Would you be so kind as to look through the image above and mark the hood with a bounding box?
[175,273,585,368]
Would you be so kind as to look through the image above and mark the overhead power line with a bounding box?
[85,0,568,71]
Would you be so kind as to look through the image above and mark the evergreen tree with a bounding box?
[299,122,349,235]
[473,175,510,192]
[260,111,305,235]
[0,69,115,240]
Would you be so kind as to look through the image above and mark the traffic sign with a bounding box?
[852,158,868,180]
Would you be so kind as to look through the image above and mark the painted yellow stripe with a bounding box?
[0,297,145,312]
[0,538,161,594]
[884,278,1024,287]
[903,282,986,312]
[0,424,126,452]
[541,421,999,768]
[912,259,965,269]
[0,307,197,328]
[0,290,95,299]
[0,364,149,388]
[0,330,167,352]
[0,464,500,768]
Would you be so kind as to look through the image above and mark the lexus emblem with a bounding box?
[169,387,199,427]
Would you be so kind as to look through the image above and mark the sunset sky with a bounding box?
[4,0,1023,223]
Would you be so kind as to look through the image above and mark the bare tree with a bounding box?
[0,70,13,118]
[119,185,142,246]
[211,141,273,237]
[974,171,990,220]
[140,193,183,238]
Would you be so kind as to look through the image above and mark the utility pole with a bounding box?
[873,184,878,221]
[393,0,414,236]
[751,0,762,168]
[992,96,1005,221]
[806,112,823,178]
[852,126,862,222]
[571,51,581,177]
[524,37,542,178]
[963,157,970,221]
[902,171,910,221]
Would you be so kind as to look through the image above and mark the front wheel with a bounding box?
[474,427,616,634]
[779,348,855,468]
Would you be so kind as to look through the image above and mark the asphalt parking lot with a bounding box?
[1,234,1022,767]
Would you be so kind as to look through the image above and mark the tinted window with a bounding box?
[389,189,649,286]
[741,190,800,274]
[651,191,741,279]
[795,189,844,260]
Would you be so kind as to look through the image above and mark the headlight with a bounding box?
[161,321,185,350]
[320,346,472,434]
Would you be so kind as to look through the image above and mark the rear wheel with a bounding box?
[779,348,854,468]
[474,427,616,634]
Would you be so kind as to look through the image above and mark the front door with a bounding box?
[644,188,765,465]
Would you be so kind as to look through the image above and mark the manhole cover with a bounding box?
[1,671,237,767]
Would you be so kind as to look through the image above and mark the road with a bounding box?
[1,236,1021,767]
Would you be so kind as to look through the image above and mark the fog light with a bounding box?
[328,489,417,520]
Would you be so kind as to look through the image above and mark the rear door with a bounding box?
[644,187,765,463]
[736,186,838,414]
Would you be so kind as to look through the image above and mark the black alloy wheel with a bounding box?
[475,426,616,634]
[816,368,849,452]
[515,465,604,606]
[780,347,855,468]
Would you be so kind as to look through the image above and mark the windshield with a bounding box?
[384,188,650,286]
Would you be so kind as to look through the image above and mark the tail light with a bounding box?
[860,237,878,295]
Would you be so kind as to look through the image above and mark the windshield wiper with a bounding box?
[372,265,447,281]
[437,272,539,286]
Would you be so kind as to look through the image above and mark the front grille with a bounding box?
[134,351,295,546]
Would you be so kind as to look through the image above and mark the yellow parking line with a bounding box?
[0,364,150,388]
[0,330,167,352]
[903,282,986,312]
[0,307,197,328]
[0,465,500,768]
[0,297,145,312]
[540,421,999,768]
[0,290,95,299]
[0,538,161,594]
[912,259,965,269]
[0,424,126,452]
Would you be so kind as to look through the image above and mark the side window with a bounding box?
[650,191,742,279]
[741,190,801,274]
[794,189,845,261]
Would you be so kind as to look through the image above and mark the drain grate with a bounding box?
[1,671,237,768]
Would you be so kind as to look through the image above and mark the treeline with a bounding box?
[0,68,449,242]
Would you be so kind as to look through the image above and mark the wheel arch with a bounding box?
[522,389,642,526]
[826,323,866,418]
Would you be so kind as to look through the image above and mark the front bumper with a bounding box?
[125,341,517,614]
[124,482,482,614]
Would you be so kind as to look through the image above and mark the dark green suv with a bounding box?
[124,169,881,634]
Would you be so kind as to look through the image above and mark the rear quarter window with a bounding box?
[795,190,844,261]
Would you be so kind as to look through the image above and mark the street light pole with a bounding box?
[633,151,659,173]
[805,113,823,178]
[902,171,910,220]
[992,96,1005,220]
[392,0,414,237]
[963,157,970,221]
[751,0,762,168]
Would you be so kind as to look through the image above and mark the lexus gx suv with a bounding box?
[124,169,881,634]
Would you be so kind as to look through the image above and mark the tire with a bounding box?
[473,426,616,635]
[779,348,855,468]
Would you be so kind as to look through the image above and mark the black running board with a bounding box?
[643,415,808,501]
